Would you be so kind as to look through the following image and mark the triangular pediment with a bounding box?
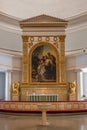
[21,14,67,23]
[20,14,68,28]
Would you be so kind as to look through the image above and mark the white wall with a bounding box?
[66,54,87,70]
[11,71,22,83]
[0,53,22,83]
[0,29,22,51]
[65,28,87,51]
[0,53,22,71]
[66,53,87,87]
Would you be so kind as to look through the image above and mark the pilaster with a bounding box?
[59,35,66,84]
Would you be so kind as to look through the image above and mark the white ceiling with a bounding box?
[0,0,87,20]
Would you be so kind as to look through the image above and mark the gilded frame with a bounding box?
[29,42,59,85]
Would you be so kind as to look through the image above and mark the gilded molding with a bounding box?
[53,42,59,48]
[29,41,59,85]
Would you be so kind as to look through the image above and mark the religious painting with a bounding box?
[31,44,57,83]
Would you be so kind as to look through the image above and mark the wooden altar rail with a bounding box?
[0,101,87,113]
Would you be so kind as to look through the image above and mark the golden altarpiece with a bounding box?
[19,14,69,101]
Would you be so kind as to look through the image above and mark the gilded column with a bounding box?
[22,36,29,84]
[59,35,66,85]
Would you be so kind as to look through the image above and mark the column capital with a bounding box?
[59,35,66,42]
[22,35,29,42]
[6,69,13,73]
[74,69,82,73]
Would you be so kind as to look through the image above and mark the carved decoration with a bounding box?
[38,36,42,41]
[30,36,34,42]
[53,36,58,42]
[45,36,50,41]
[69,81,76,94]
[29,42,33,48]
[12,81,20,95]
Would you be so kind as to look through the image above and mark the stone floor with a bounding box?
[0,113,87,130]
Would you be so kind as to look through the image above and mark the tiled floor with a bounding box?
[0,113,87,130]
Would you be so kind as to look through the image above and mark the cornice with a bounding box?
[66,12,87,33]
[0,22,22,34]
[0,64,21,72]
[66,22,87,34]
[66,65,87,71]
[0,47,86,58]
[65,47,87,57]
[0,11,21,24]
[0,48,22,58]
[0,11,22,34]
[66,11,87,25]
[0,12,87,34]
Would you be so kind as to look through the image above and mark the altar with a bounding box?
[16,14,69,101]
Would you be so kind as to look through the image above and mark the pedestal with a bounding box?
[37,104,51,125]
[69,93,76,100]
